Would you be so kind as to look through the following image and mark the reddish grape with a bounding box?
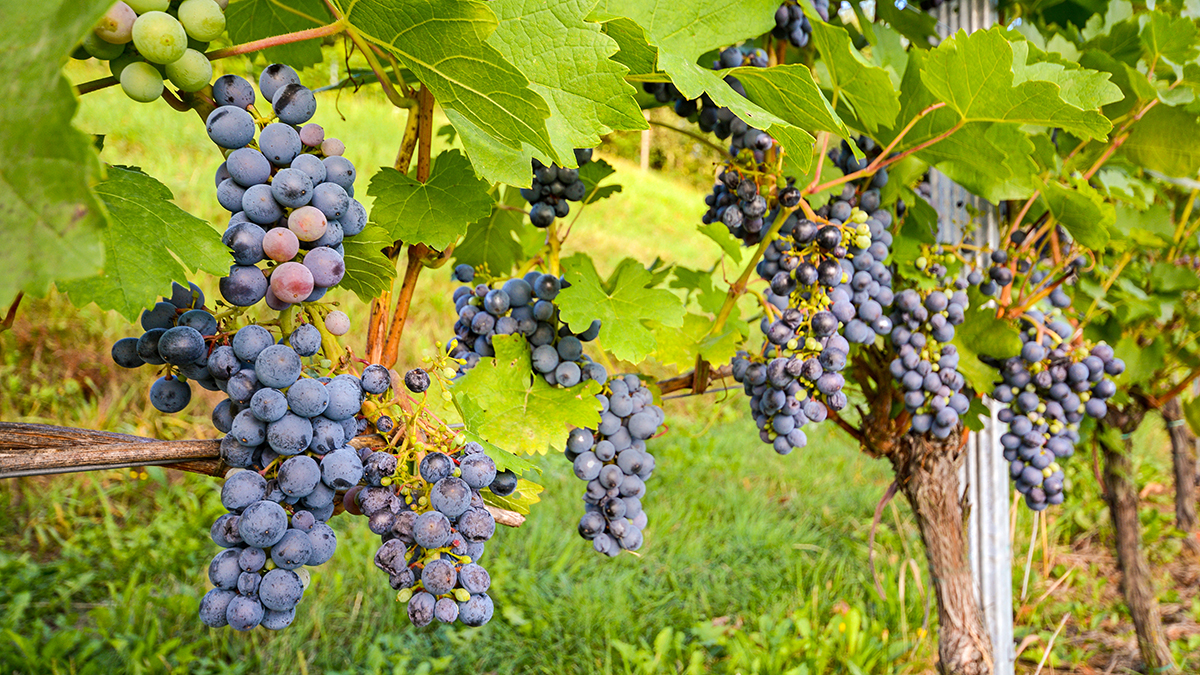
[263,228,300,262]
[288,205,327,242]
[270,261,315,303]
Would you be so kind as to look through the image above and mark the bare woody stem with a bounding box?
[808,119,964,196]
[375,86,436,369]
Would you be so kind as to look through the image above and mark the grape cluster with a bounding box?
[194,346,395,630]
[887,283,972,438]
[827,137,889,189]
[567,376,661,555]
[643,46,772,153]
[76,0,227,102]
[771,1,829,49]
[366,443,514,626]
[206,66,366,311]
[701,163,788,247]
[992,314,1122,510]
[521,149,594,229]
[447,266,607,387]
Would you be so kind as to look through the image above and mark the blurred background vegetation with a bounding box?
[1,56,1197,675]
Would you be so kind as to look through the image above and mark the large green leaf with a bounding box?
[339,0,556,178]
[366,150,493,250]
[225,0,334,69]
[810,21,900,133]
[455,393,540,475]
[922,28,1114,140]
[1121,104,1200,178]
[488,0,646,164]
[600,17,658,76]
[452,335,602,456]
[1011,41,1124,112]
[577,157,623,205]
[0,0,112,307]
[557,255,684,363]
[650,313,741,371]
[1139,11,1198,66]
[341,225,397,302]
[1038,177,1114,250]
[589,0,819,170]
[455,187,541,277]
[60,167,227,321]
[728,65,849,136]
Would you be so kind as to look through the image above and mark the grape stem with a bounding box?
[804,131,832,194]
[806,105,957,196]
[368,86,435,367]
[646,120,731,158]
[393,102,422,172]
[0,292,22,333]
[711,202,799,333]
[204,20,348,61]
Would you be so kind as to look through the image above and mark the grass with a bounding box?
[3,58,1198,675]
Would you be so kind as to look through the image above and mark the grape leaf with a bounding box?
[952,294,1022,391]
[590,0,819,170]
[487,0,647,164]
[1149,262,1200,292]
[1139,11,1198,66]
[455,392,539,475]
[809,21,901,133]
[1010,41,1124,112]
[650,313,741,371]
[340,225,397,302]
[875,0,939,49]
[0,0,112,307]
[1038,177,1114,250]
[557,255,685,363]
[225,0,333,69]
[921,28,1114,140]
[1183,397,1200,438]
[1121,104,1200,178]
[728,65,849,136]
[600,17,658,76]
[455,187,540,277]
[697,222,744,264]
[367,150,493,250]
[59,167,226,321]
[452,335,602,456]
[482,479,544,515]
[670,267,733,316]
[578,158,623,204]
[339,0,557,176]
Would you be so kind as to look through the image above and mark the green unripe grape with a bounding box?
[178,0,226,42]
[165,48,212,91]
[82,31,125,60]
[125,0,170,11]
[132,11,187,64]
[855,235,871,249]
[120,61,164,102]
[109,50,141,78]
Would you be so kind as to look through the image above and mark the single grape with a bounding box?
[270,262,315,304]
[95,2,137,43]
[206,105,255,149]
[288,323,322,357]
[303,247,345,288]
[131,11,187,64]
[259,122,302,166]
[325,310,350,336]
[165,48,212,92]
[177,0,226,42]
[299,123,325,147]
[213,74,255,109]
[310,182,349,219]
[262,227,300,262]
[404,368,430,393]
[290,153,326,185]
[259,63,300,102]
[237,500,289,548]
[322,156,356,190]
[149,375,190,413]
[272,83,317,125]
[119,61,164,103]
[321,138,345,156]
[288,205,328,242]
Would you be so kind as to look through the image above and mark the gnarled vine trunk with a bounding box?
[1162,399,1199,557]
[1098,426,1178,673]
[888,431,993,675]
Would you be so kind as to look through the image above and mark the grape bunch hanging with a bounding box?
[446,266,607,387]
[79,0,228,102]
[567,376,662,556]
[521,149,594,229]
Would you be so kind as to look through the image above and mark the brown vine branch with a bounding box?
[204,21,347,61]
[1,292,22,332]
[656,364,733,395]
[0,422,524,527]
[807,118,964,196]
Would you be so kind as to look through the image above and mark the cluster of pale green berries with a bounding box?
[75,0,228,102]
